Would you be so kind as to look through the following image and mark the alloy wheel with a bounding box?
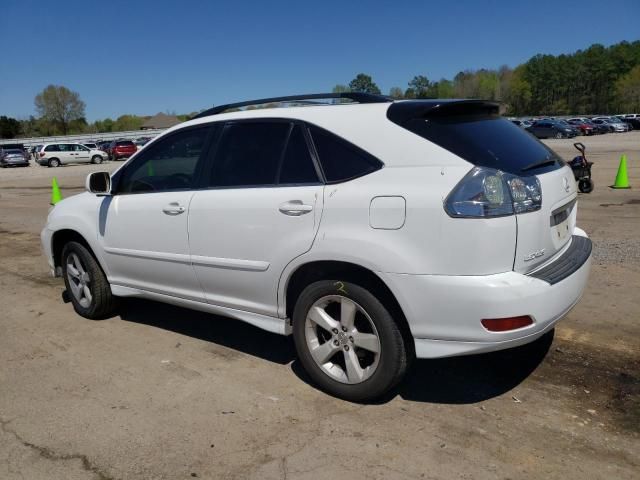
[66,252,92,308]
[304,295,381,384]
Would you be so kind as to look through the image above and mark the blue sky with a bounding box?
[1,0,638,121]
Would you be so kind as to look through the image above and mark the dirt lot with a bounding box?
[0,133,638,480]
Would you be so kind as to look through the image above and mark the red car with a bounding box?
[567,119,595,136]
[108,140,137,160]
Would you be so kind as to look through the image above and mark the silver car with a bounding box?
[0,148,30,167]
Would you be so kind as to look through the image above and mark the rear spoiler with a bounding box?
[387,99,500,125]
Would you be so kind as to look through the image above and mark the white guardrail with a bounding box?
[0,129,167,148]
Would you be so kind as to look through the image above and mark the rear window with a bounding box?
[402,115,564,175]
[116,141,135,147]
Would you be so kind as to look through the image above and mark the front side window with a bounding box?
[308,125,382,183]
[208,122,290,188]
[117,127,210,194]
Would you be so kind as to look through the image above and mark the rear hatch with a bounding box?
[387,99,576,273]
[115,141,136,153]
[513,165,576,273]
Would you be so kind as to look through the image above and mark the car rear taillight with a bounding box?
[444,167,542,218]
[481,316,533,332]
[39,152,46,158]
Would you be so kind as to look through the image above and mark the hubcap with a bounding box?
[304,295,381,385]
[66,253,92,308]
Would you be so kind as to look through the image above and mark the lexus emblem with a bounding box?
[562,177,570,193]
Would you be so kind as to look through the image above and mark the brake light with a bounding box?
[39,152,46,158]
[481,316,533,332]
[444,167,542,218]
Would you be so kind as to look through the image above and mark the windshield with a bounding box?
[402,114,564,175]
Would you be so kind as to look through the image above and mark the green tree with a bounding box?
[348,74,381,95]
[407,75,431,98]
[332,84,350,93]
[34,85,86,135]
[388,87,404,99]
[615,65,640,112]
[113,114,144,131]
[0,116,21,138]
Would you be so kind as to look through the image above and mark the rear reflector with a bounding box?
[481,316,533,332]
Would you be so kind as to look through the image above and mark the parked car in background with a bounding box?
[555,119,581,136]
[589,118,614,133]
[134,136,152,147]
[37,143,108,167]
[527,120,576,139]
[566,119,595,135]
[619,115,639,130]
[0,148,30,167]
[97,141,112,152]
[593,117,628,132]
[108,140,137,160]
[510,119,533,129]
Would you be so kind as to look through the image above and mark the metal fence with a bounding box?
[0,129,166,148]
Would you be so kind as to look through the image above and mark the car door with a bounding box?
[188,121,324,318]
[56,144,72,164]
[99,125,215,300]
[74,144,91,163]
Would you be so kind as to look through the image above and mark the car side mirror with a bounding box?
[86,172,111,195]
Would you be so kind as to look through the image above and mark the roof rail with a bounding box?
[193,92,391,119]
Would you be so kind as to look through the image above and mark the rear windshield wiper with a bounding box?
[521,157,557,172]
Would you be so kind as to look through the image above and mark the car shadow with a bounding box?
[118,298,295,365]
[118,297,553,404]
[291,330,553,404]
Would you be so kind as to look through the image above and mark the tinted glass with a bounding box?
[118,127,209,194]
[209,122,290,187]
[403,115,564,175]
[45,145,60,152]
[278,126,318,184]
[308,125,382,183]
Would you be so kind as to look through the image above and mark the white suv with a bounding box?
[37,142,108,167]
[41,93,592,401]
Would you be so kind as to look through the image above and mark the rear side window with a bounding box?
[308,125,382,183]
[208,122,290,188]
[278,126,319,184]
[45,144,60,152]
[402,115,563,175]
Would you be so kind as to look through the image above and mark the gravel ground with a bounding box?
[0,131,638,480]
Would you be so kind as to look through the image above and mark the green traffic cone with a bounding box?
[611,154,630,189]
[51,177,63,205]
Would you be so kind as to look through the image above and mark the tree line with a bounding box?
[1,84,193,139]
[336,40,640,115]
[2,40,639,140]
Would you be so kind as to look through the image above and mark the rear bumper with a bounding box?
[379,229,591,359]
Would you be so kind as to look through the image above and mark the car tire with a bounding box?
[292,280,409,402]
[48,158,60,167]
[555,131,563,139]
[61,241,119,320]
[578,178,594,193]
[91,155,102,164]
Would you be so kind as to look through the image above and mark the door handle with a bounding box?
[279,200,313,216]
[162,202,186,215]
